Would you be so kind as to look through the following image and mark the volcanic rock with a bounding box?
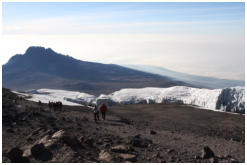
[99,150,113,162]
[7,147,27,163]
[62,135,81,149]
[111,145,129,153]
[31,143,53,161]
[119,153,136,161]
[150,130,157,135]
[201,146,215,159]
[129,135,152,148]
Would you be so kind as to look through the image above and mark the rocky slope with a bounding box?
[2,88,244,163]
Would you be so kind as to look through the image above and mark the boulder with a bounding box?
[129,136,152,148]
[99,150,113,162]
[150,130,157,135]
[7,147,23,162]
[38,129,81,149]
[31,143,45,158]
[201,146,215,159]
[119,153,136,161]
[52,129,66,139]
[62,135,81,149]
[31,143,53,161]
[22,146,32,157]
[23,134,58,158]
[111,145,129,153]
[36,133,60,150]
[38,135,54,148]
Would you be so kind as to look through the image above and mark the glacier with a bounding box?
[13,89,96,106]
[13,86,245,114]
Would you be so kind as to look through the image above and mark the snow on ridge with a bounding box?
[15,88,96,106]
[13,86,245,114]
[105,86,222,110]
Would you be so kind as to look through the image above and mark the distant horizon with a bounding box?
[2,2,245,80]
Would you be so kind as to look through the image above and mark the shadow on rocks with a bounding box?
[7,147,30,163]
[128,135,152,148]
[31,143,53,161]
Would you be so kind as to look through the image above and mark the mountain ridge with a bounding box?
[3,46,191,95]
[123,64,244,89]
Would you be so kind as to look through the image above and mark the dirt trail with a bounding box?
[2,88,245,163]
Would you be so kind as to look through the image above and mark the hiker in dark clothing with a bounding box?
[57,101,63,111]
[99,102,107,120]
[48,101,52,112]
[93,105,99,121]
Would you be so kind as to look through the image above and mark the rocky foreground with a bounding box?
[2,88,245,163]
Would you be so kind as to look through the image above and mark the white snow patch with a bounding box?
[13,86,245,114]
[14,89,96,106]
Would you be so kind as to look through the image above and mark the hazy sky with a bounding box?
[2,2,245,80]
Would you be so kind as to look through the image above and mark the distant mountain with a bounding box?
[123,65,244,89]
[2,46,190,95]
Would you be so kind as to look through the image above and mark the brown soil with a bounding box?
[2,88,245,163]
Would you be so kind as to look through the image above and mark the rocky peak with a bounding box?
[25,46,46,56]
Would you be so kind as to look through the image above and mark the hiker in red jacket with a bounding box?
[99,102,107,120]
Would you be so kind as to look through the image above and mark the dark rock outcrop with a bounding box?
[128,135,152,148]
[31,143,53,161]
[150,130,157,135]
[201,146,215,159]
[7,147,29,163]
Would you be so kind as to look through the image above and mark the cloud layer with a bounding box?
[2,2,245,80]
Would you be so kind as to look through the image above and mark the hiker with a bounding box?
[38,100,42,111]
[99,102,107,120]
[57,101,63,111]
[93,105,99,122]
[14,96,19,103]
[48,101,52,112]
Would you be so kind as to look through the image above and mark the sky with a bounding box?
[1,2,245,80]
